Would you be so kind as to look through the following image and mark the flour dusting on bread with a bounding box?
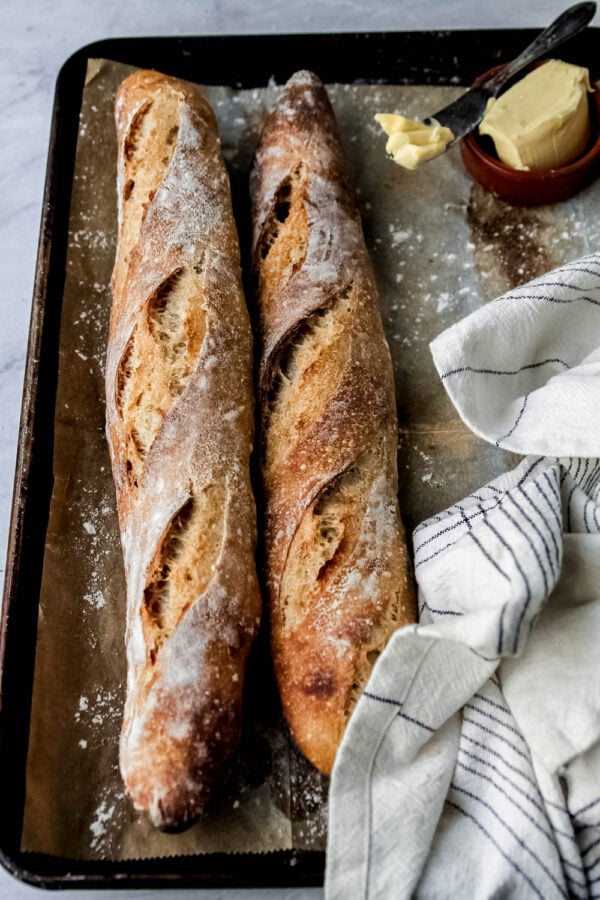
[251,71,415,775]
[106,69,261,831]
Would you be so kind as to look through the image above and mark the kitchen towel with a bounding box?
[326,252,600,899]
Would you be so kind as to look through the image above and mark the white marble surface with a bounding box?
[0,0,583,896]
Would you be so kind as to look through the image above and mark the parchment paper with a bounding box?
[20,58,600,861]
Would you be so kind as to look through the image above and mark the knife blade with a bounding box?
[423,1,596,150]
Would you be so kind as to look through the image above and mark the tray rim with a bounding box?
[2,26,599,891]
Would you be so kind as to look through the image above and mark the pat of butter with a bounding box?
[479,59,593,171]
[374,114,454,170]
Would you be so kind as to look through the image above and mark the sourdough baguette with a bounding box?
[250,71,415,774]
[106,69,261,830]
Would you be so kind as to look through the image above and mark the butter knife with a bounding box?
[423,1,596,149]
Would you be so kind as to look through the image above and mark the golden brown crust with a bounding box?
[106,69,261,829]
[251,70,415,774]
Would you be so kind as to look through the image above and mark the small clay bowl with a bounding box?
[460,63,600,206]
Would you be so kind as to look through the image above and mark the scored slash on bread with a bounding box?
[106,70,261,831]
[251,70,416,775]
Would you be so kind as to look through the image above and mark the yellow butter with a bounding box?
[479,59,592,171]
[375,113,454,170]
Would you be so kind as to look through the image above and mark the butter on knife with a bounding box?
[374,114,454,170]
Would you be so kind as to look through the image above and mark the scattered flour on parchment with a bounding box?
[83,589,105,610]
[90,799,116,851]
[88,787,127,855]
[436,292,451,313]
[72,486,118,616]
[74,688,120,729]
[389,225,413,245]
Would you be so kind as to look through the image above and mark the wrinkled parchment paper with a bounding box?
[21,58,600,861]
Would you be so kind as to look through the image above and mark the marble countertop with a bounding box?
[0,1,581,897]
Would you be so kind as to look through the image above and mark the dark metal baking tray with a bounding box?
[1,27,598,891]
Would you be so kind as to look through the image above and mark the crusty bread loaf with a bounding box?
[250,71,415,775]
[106,69,261,830]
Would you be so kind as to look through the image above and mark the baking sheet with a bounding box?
[19,55,600,862]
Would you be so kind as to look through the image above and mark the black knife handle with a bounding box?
[484,1,596,94]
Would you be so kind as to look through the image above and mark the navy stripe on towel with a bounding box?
[450,784,568,898]
[446,799,547,900]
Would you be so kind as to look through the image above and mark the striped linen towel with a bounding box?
[326,253,600,899]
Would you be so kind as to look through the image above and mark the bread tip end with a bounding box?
[285,69,323,89]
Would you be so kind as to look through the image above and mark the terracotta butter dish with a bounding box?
[461,63,600,206]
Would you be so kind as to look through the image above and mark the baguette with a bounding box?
[106,69,261,830]
[250,71,415,774]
